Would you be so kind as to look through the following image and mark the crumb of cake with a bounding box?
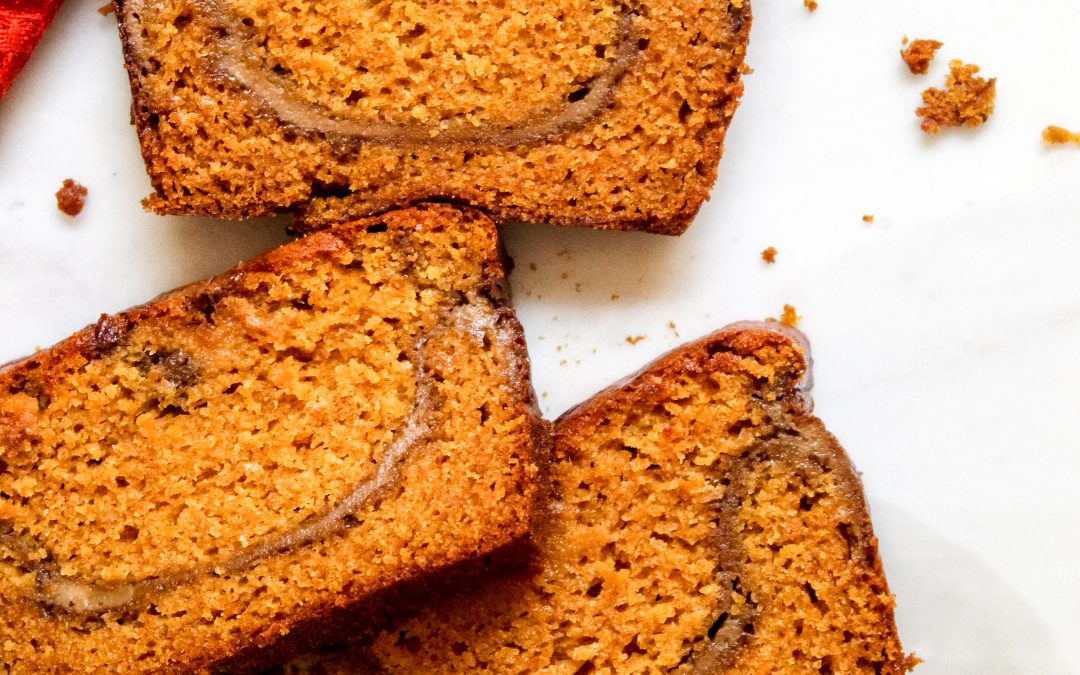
[626,335,646,345]
[916,60,996,134]
[1043,125,1080,147]
[611,294,620,301]
[780,304,801,328]
[900,38,943,75]
[902,35,909,45]
[98,1,115,15]
[761,246,777,264]
[560,272,569,280]
[55,179,88,216]
[804,0,818,12]
[863,215,875,223]
[528,262,538,271]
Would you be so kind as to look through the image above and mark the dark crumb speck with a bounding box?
[56,179,88,217]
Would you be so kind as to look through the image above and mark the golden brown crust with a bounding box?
[916,60,996,134]
[0,204,546,672]
[115,0,752,236]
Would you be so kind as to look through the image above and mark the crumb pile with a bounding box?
[282,325,914,674]
[116,0,751,234]
[916,60,996,134]
[0,205,543,672]
[900,39,942,75]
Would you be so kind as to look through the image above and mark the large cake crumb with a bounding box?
[900,39,942,75]
[780,304,801,328]
[761,246,777,264]
[1043,125,1080,147]
[916,60,996,134]
[55,179,87,216]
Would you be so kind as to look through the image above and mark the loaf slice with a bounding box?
[0,204,545,673]
[115,0,751,234]
[283,323,915,673]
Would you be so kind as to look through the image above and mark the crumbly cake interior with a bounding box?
[0,206,539,672]
[118,0,750,232]
[285,331,913,673]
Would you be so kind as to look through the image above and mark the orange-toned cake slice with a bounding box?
[0,204,545,672]
[284,323,915,673]
[115,0,751,234]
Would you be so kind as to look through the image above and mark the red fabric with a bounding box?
[0,0,64,101]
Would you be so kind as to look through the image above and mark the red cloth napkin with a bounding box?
[0,0,64,101]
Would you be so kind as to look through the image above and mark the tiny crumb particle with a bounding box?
[804,0,818,12]
[560,360,567,366]
[97,1,115,15]
[900,38,943,75]
[862,215,875,223]
[780,304,801,328]
[916,60,996,134]
[902,35,909,46]
[761,246,777,264]
[626,335,646,345]
[1043,125,1080,147]
[574,283,582,293]
[557,247,572,258]
[529,262,537,271]
[667,321,680,337]
[55,179,88,217]
[611,294,620,301]
[542,392,549,398]
[560,272,569,280]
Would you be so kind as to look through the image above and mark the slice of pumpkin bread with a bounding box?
[115,0,751,234]
[0,204,545,673]
[282,323,915,674]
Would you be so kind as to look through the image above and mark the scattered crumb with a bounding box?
[1043,125,1080,147]
[611,294,620,301]
[529,262,537,271]
[761,246,777,264]
[559,360,567,366]
[55,179,88,216]
[862,215,875,223]
[667,321,680,337]
[778,304,801,328]
[97,1,115,16]
[902,35,909,46]
[900,38,943,75]
[625,335,646,345]
[804,0,818,12]
[574,283,582,293]
[557,247,572,258]
[916,60,996,134]
[560,272,569,280]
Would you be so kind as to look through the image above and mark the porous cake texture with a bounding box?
[116,0,751,234]
[283,323,915,673]
[0,204,545,672]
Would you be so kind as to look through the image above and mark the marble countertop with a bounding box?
[2,0,1079,671]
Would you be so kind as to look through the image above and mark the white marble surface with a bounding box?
[2,0,1079,671]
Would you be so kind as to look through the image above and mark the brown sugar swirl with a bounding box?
[280,324,915,674]
[125,0,638,147]
[0,300,514,617]
[0,205,545,673]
